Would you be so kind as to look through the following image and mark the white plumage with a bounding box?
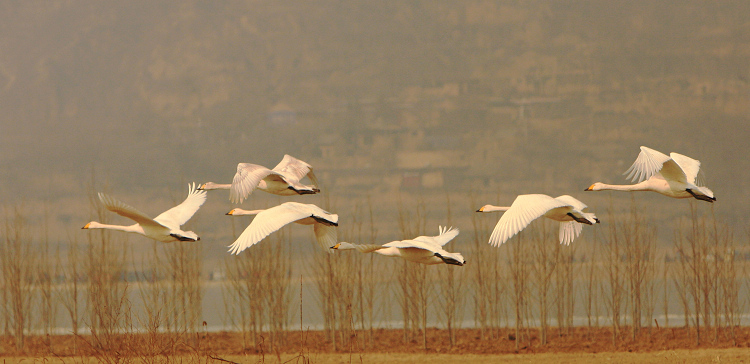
[586,146,715,202]
[331,226,465,266]
[200,154,320,203]
[82,183,207,243]
[226,202,338,255]
[477,194,599,247]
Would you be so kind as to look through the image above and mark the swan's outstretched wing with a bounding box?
[669,152,702,185]
[154,183,207,228]
[272,155,315,183]
[413,226,460,247]
[558,221,583,246]
[314,224,337,251]
[624,146,672,183]
[229,163,278,203]
[554,195,587,211]
[98,193,165,229]
[227,202,310,255]
[306,169,320,188]
[488,194,569,247]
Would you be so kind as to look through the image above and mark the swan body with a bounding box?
[585,146,715,202]
[331,226,465,266]
[477,194,599,246]
[226,202,338,255]
[200,154,320,203]
[82,183,207,243]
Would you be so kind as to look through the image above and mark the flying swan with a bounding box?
[82,182,207,243]
[330,226,465,266]
[477,194,599,247]
[585,146,715,202]
[226,201,338,255]
[199,154,320,203]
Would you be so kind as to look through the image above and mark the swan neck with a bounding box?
[231,209,264,216]
[87,222,143,234]
[204,183,232,190]
[597,182,648,191]
[481,205,509,212]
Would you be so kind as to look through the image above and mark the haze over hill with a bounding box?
[1,1,749,268]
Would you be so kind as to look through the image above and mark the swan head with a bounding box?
[476,205,506,213]
[226,208,261,216]
[198,182,217,190]
[82,221,100,229]
[330,242,356,250]
[585,182,604,191]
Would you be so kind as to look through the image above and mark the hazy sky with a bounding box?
[1,1,748,269]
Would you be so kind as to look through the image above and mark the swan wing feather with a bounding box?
[227,202,312,254]
[554,195,588,211]
[488,194,569,247]
[558,221,583,245]
[230,163,276,203]
[669,152,703,185]
[624,146,671,183]
[412,226,459,247]
[97,192,165,229]
[314,224,337,252]
[272,154,314,183]
[154,183,207,228]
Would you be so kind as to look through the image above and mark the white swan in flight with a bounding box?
[199,154,320,203]
[330,226,465,266]
[585,146,715,202]
[477,194,599,247]
[226,202,338,255]
[82,183,207,243]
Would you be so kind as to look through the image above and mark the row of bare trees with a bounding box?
[0,196,746,354]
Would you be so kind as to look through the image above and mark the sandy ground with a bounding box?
[1,349,745,364]
[1,327,749,363]
[221,349,750,364]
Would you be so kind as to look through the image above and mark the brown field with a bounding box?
[1,327,749,363]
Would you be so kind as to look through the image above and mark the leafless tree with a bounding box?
[0,207,37,351]
[509,231,531,349]
[602,203,625,345]
[530,221,555,345]
[57,234,81,353]
[83,188,131,357]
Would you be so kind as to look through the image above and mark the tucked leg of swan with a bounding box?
[170,233,199,242]
[434,252,464,266]
[567,212,594,225]
[686,188,716,202]
[289,186,320,195]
